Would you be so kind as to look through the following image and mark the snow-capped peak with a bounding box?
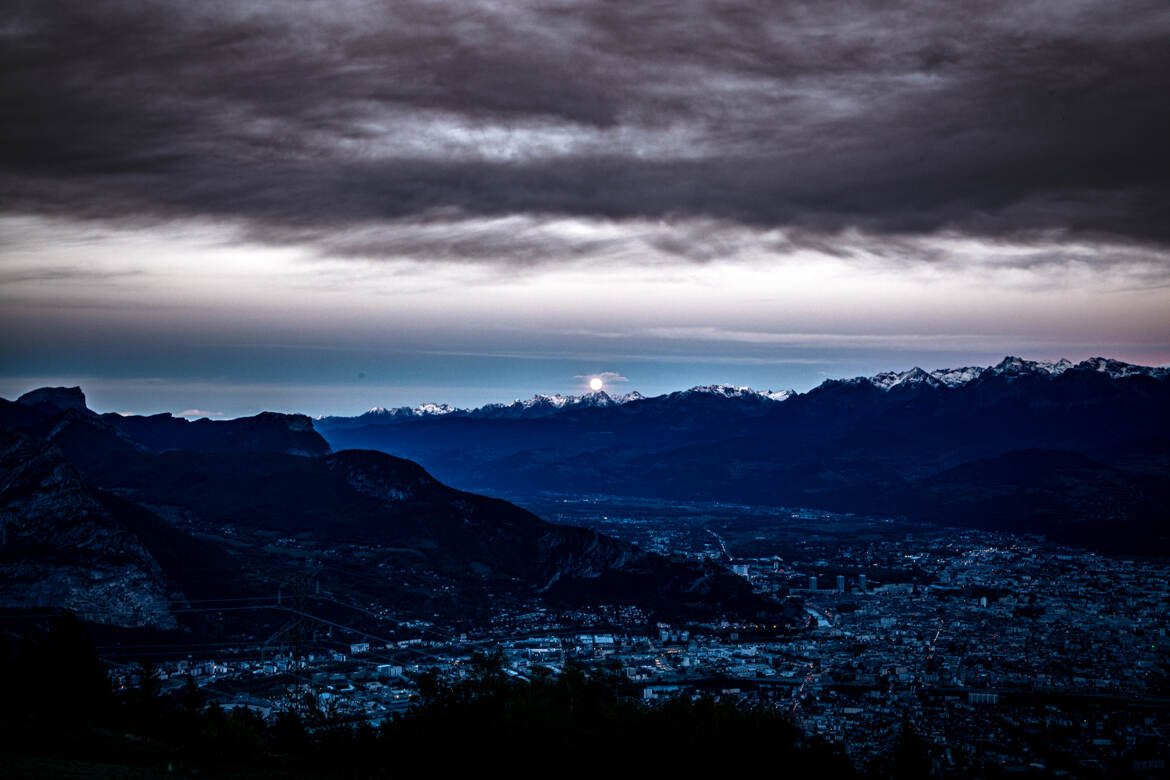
[414,402,458,416]
[819,354,1170,397]
[1075,357,1170,379]
[578,390,617,406]
[523,393,573,409]
[852,355,1166,393]
[364,402,459,418]
[528,390,622,408]
[515,390,646,409]
[678,384,795,402]
[837,356,1076,393]
[467,389,647,419]
[869,366,942,391]
[986,356,1073,378]
[928,366,984,388]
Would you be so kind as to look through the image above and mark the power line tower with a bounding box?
[291,572,313,711]
[270,571,316,714]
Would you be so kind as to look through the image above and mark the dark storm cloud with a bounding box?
[2,0,1169,261]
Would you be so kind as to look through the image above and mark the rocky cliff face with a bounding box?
[1,386,331,458]
[104,411,331,456]
[16,386,94,416]
[0,429,177,628]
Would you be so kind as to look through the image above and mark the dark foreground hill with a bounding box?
[0,429,240,628]
[0,388,776,631]
[75,445,767,617]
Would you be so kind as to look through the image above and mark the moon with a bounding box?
[589,377,604,392]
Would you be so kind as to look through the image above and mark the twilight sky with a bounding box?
[2,0,1168,417]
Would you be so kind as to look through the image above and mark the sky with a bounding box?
[2,0,1168,417]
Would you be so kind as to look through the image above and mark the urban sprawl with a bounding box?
[114,502,1169,776]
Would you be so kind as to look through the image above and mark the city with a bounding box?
[115,498,1170,776]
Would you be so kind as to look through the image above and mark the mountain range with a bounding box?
[3,353,1166,632]
[0,387,770,631]
[318,356,1170,554]
[316,356,1166,431]
[315,386,788,430]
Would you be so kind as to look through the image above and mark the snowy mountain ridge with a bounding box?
[319,356,1166,428]
[670,384,796,402]
[469,390,646,419]
[365,402,459,418]
[836,355,1167,392]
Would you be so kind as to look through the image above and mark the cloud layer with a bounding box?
[2,0,1169,269]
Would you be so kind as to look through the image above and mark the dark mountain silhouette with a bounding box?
[105,411,329,456]
[0,388,775,624]
[15,386,94,416]
[889,449,1170,553]
[72,446,768,617]
[0,391,331,458]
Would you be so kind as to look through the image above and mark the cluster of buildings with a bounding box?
[123,506,1168,776]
